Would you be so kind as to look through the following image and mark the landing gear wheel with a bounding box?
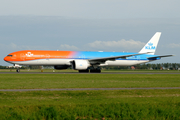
[90,69,101,73]
[79,70,89,73]
[16,69,20,73]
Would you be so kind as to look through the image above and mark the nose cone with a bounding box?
[4,56,8,61]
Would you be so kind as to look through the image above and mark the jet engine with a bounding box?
[54,65,70,70]
[72,60,90,70]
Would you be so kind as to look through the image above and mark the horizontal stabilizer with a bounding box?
[147,55,173,59]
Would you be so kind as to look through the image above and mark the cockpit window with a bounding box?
[7,55,13,57]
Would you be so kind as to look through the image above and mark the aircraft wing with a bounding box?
[147,55,174,59]
[88,52,149,64]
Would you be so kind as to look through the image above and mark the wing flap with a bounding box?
[88,52,150,64]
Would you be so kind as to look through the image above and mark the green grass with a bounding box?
[0,74,180,89]
[0,89,180,119]
[1,89,180,106]
[0,73,180,119]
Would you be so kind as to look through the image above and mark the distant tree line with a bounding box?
[1,63,180,70]
[0,65,26,69]
[102,63,180,70]
[135,63,180,70]
[0,66,7,69]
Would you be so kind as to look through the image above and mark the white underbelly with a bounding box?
[100,60,149,66]
[11,59,72,66]
[10,59,149,67]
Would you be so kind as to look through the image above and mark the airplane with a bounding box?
[4,32,173,73]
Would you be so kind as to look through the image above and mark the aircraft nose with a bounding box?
[4,56,8,61]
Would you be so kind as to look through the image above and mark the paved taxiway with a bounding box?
[0,72,180,74]
[0,87,180,92]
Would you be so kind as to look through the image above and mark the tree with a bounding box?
[157,64,161,70]
[172,63,177,70]
[147,64,152,70]
[152,64,157,70]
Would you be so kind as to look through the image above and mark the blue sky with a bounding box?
[0,0,179,65]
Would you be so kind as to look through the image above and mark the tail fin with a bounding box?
[139,32,161,55]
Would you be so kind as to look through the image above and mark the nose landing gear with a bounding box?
[16,69,20,73]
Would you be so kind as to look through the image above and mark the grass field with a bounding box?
[0,73,180,119]
[1,68,180,73]
[0,90,180,119]
[0,74,180,89]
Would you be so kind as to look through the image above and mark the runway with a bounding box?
[1,87,180,92]
[0,72,180,74]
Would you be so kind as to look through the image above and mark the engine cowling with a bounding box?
[72,60,90,70]
[54,65,69,70]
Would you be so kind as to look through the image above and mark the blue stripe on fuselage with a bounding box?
[74,51,159,60]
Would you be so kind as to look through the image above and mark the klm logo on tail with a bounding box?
[139,32,161,55]
[145,42,156,50]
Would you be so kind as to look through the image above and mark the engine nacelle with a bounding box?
[54,65,69,70]
[72,60,90,70]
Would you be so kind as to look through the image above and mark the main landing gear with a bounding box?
[78,69,101,73]
[90,69,101,73]
[78,69,89,73]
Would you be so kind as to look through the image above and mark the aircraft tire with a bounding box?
[16,69,20,73]
[90,69,101,73]
[79,70,89,73]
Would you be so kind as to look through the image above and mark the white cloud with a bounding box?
[160,43,180,49]
[10,43,18,49]
[168,43,180,48]
[59,44,79,51]
[0,43,78,51]
[88,39,145,50]
[0,43,49,50]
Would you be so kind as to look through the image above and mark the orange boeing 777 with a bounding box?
[4,32,173,73]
